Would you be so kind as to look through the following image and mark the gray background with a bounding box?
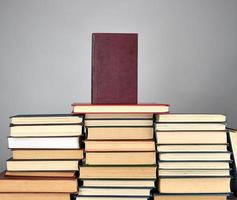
[0,0,237,171]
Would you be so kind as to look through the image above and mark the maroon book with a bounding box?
[92,33,138,104]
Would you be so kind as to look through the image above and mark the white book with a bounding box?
[78,187,151,196]
[83,180,155,187]
[8,137,80,149]
[77,197,149,200]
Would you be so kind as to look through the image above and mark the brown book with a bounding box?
[12,149,84,160]
[0,193,71,200]
[159,177,231,193]
[92,33,138,104]
[79,166,156,179]
[87,127,154,140]
[154,195,227,200]
[86,152,156,165]
[85,140,155,152]
[0,171,77,192]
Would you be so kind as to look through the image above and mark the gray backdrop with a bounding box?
[0,0,237,171]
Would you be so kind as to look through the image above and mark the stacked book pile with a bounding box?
[0,114,83,200]
[73,104,169,200]
[154,114,231,200]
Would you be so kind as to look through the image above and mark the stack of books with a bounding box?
[0,114,83,200]
[72,104,169,200]
[154,114,231,200]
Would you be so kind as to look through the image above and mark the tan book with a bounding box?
[0,171,77,192]
[72,103,169,114]
[0,193,71,200]
[158,162,230,169]
[85,140,155,152]
[157,145,228,152]
[159,177,231,193]
[10,114,83,125]
[154,194,227,200]
[87,127,153,140]
[5,171,76,177]
[158,169,230,176]
[10,125,82,137]
[156,123,226,131]
[12,149,84,160]
[159,152,231,161]
[79,166,156,179]
[156,131,227,144]
[83,180,155,187]
[85,119,153,127]
[156,114,226,123]
[86,152,156,165]
[85,113,153,119]
[7,160,79,171]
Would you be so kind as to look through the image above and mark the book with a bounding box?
[5,171,76,177]
[159,177,231,193]
[156,131,227,144]
[155,123,226,131]
[77,197,150,200]
[85,140,155,152]
[79,166,157,179]
[6,159,79,171]
[153,194,228,200]
[85,113,153,119]
[78,187,152,196]
[72,104,169,114]
[82,180,155,187]
[85,152,156,165]
[158,162,230,169]
[12,149,84,160]
[91,33,138,104]
[85,119,153,127]
[157,145,228,152]
[158,169,230,176]
[158,152,231,161]
[0,193,72,200]
[87,127,154,140]
[10,124,82,137]
[8,137,80,149]
[0,171,77,192]
[156,114,226,123]
[10,114,83,125]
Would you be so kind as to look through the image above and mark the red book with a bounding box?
[72,103,170,114]
[92,33,138,104]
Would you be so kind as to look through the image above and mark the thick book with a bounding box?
[0,171,77,192]
[92,33,138,104]
[72,104,169,114]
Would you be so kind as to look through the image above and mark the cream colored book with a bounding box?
[85,140,155,152]
[156,123,226,131]
[0,193,71,200]
[158,162,230,169]
[86,152,156,165]
[156,131,227,144]
[10,114,83,125]
[72,103,169,114]
[159,177,231,193]
[87,127,153,140]
[10,124,82,137]
[85,113,153,119]
[85,119,153,127]
[159,152,231,161]
[156,114,226,123]
[157,145,228,152]
[78,187,152,196]
[82,180,155,187]
[77,197,149,200]
[7,160,79,171]
[79,166,157,179]
[158,169,230,176]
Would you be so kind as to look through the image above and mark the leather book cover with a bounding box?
[92,33,138,104]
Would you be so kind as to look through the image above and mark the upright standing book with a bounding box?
[92,33,138,104]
